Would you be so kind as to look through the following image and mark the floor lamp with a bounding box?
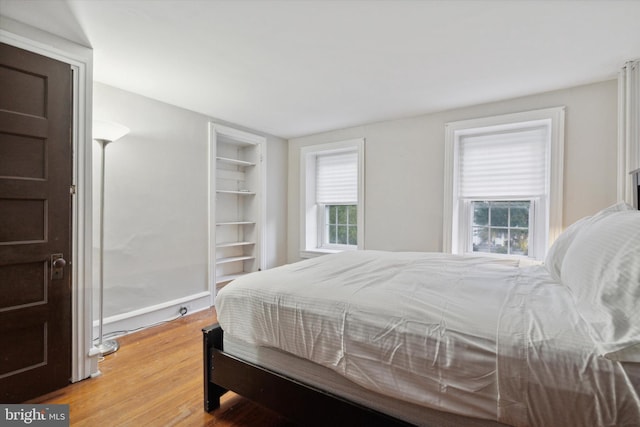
[93,120,130,356]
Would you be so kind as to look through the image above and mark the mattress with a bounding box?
[216,250,640,426]
[224,333,507,427]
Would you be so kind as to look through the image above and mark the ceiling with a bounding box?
[2,0,640,139]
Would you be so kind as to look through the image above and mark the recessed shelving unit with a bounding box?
[209,123,265,295]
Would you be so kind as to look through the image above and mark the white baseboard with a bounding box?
[92,292,211,340]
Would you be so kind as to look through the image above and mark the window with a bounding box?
[300,139,364,257]
[443,107,565,260]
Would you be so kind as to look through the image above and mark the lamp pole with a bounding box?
[95,138,120,356]
[92,119,129,356]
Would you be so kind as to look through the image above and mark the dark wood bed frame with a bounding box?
[203,323,412,426]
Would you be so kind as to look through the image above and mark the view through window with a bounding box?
[472,201,530,255]
[324,204,357,246]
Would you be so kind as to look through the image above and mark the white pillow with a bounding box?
[560,206,640,361]
[545,202,632,281]
[583,200,634,219]
[544,216,590,281]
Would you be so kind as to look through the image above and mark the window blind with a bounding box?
[316,150,358,203]
[458,125,548,198]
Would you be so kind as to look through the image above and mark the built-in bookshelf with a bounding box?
[209,124,265,294]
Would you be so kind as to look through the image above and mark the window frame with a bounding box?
[443,107,565,261]
[299,139,365,258]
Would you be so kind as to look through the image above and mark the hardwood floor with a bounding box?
[27,309,295,426]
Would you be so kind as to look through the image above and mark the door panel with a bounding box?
[0,260,47,309]
[0,42,73,402]
[0,133,46,179]
[0,198,47,242]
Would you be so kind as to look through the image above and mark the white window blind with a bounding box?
[316,151,358,203]
[458,125,548,198]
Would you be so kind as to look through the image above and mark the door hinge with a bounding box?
[70,185,76,195]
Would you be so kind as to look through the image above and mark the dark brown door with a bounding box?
[0,42,72,402]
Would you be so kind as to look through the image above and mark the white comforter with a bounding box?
[216,251,640,427]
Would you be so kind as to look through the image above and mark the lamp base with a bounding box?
[96,339,120,356]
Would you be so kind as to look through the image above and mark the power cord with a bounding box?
[93,306,190,343]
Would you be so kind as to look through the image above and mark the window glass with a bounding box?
[472,201,529,256]
[325,204,357,246]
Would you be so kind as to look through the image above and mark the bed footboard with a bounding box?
[202,323,227,412]
[202,323,411,426]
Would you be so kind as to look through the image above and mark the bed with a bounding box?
[204,199,640,426]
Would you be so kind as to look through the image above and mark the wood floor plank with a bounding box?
[26,308,294,426]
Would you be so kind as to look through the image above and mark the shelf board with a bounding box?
[216,221,255,226]
[216,272,251,284]
[216,241,255,248]
[216,190,256,195]
[216,255,255,265]
[216,156,255,167]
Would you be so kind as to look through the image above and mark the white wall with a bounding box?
[288,80,618,262]
[264,132,289,268]
[94,83,287,331]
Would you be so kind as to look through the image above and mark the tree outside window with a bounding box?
[325,204,357,246]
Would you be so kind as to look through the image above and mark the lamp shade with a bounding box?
[93,120,130,143]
